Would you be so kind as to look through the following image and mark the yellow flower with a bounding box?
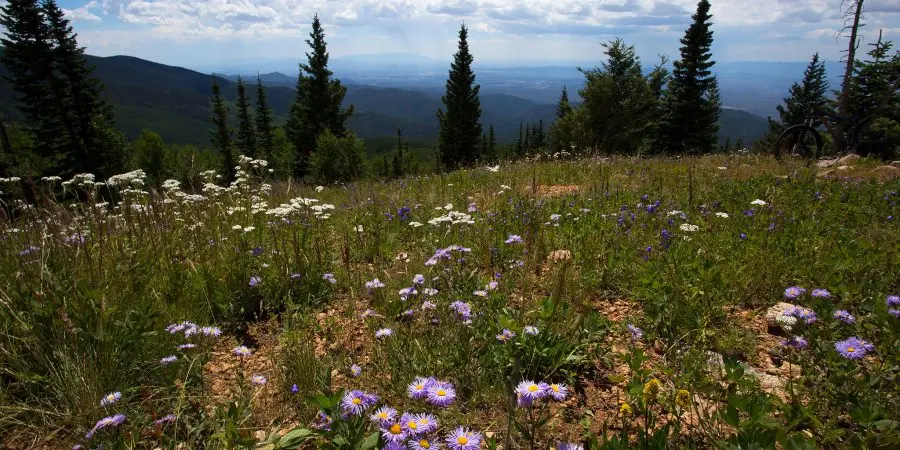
[642,378,662,404]
[619,401,633,416]
[675,389,691,409]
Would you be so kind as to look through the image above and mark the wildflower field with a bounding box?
[0,155,898,449]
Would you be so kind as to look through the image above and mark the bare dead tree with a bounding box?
[827,0,866,155]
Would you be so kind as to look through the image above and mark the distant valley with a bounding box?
[1,51,776,150]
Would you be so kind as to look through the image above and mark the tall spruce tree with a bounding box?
[42,0,120,176]
[234,76,257,158]
[392,128,404,178]
[660,0,720,154]
[436,24,482,170]
[1,0,119,177]
[285,14,353,178]
[488,125,496,158]
[209,78,235,181]
[768,53,831,135]
[255,75,276,161]
[556,85,573,118]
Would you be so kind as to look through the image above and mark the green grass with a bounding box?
[0,155,897,449]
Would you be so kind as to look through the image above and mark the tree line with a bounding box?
[1,0,897,191]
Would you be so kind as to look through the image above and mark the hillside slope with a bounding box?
[0,50,768,148]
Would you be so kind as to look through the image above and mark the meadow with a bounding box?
[0,154,897,449]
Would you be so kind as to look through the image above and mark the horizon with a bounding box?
[8,0,897,71]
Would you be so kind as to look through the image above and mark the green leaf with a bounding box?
[359,432,380,450]
[275,428,314,449]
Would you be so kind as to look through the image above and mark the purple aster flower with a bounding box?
[251,247,264,256]
[412,413,438,434]
[739,232,748,240]
[421,301,437,311]
[834,310,856,324]
[496,329,516,342]
[399,287,418,300]
[233,346,252,357]
[523,325,539,335]
[450,301,472,321]
[160,355,178,365]
[473,290,488,297]
[350,364,362,377]
[340,390,378,415]
[250,374,267,385]
[400,412,425,436]
[505,234,523,244]
[785,306,817,324]
[375,328,393,339]
[486,280,499,290]
[781,336,808,349]
[314,411,332,430]
[887,295,900,307]
[381,420,408,443]
[811,289,831,298]
[407,376,435,399]
[626,324,643,341]
[154,414,176,425]
[515,380,547,406]
[18,245,40,256]
[366,278,386,290]
[100,391,122,407]
[410,437,436,450]
[249,276,261,287]
[178,343,196,350]
[558,443,585,450]
[446,427,482,450]
[73,445,84,450]
[370,406,398,424]
[426,381,456,407]
[85,413,126,439]
[201,326,222,337]
[323,273,337,284]
[784,286,806,300]
[422,288,439,297]
[834,337,875,360]
[546,382,569,401]
[413,274,425,285]
[290,273,302,280]
[290,384,299,394]
[889,309,900,318]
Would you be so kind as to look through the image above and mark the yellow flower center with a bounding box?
[457,436,469,445]
[389,423,402,434]
[416,384,424,390]
[378,413,387,419]
[528,384,538,392]
[419,440,431,449]
[352,398,362,405]
[551,385,560,392]
[847,347,856,353]
[419,418,429,425]
[437,389,446,396]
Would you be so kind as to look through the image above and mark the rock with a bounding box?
[818,169,836,178]
[891,161,900,169]
[871,165,900,182]
[765,302,798,333]
[837,153,860,165]
[837,165,853,171]
[816,158,838,168]
[548,249,571,262]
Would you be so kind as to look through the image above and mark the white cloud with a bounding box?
[64,0,102,22]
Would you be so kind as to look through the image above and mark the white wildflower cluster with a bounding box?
[428,210,475,226]
[161,179,181,191]
[61,173,98,189]
[0,177,22,183]
[40,176,62,183]
[107,170,147,188]
[310,203,336,219]
[751,199,767,206]
[776,314,798,332]
[679,223,699,232]
[715,212,729,218]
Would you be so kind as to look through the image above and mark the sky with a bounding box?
[8,0,900,70]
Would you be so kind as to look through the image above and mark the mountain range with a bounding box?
[0,50,771,150]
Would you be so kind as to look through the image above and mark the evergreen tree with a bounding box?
[735,137,745,150]
[723,136,732,151]
[234,76,257,158]
[392,128,404,178]
[769,53,831,135]
[523,124,530,152]
[42,0,120,176]
[487,125,497,162]
[255,75,276,162]
[481,132,488,161]
[847,33,900,157]
[285,14,353,178]
[436,24,482,170]
[130,129,172,188]
[1,0,120,177]
[556,85,573,118]
[516,122,524,155]
[209,78,235,181]
[660,0,720,154]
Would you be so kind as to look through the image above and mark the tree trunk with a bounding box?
[831,0,865,155]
